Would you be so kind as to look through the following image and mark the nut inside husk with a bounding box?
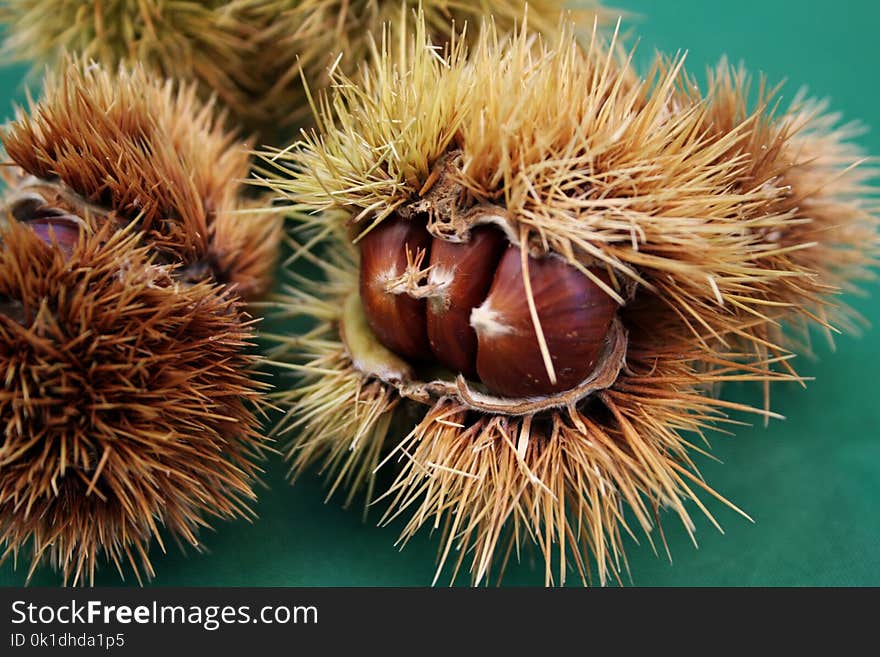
[348,150,629,412]
[340,291,627,415]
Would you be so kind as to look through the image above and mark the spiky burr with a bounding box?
[0,1,609,135]
[257,13,878,585]
[0,59,281,583]
[0,220,266,584]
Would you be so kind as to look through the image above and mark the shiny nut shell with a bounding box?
[27,217,83,259]
[471,247,618,398]
[426,226,506,377]
[358,217,433,361]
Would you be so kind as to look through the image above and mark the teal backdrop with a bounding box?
[0,0,878,586]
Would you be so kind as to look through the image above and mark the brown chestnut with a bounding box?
[358,216,433,361]
[471,248,618,398]
[426,226,506,377]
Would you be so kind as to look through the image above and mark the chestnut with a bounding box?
[471,247,618,398]
[426,226,506,378]
[26,217,83,258]
[4,191,83,258]
[358,216,433,361]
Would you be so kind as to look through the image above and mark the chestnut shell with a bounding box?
[426,226,505,378]
[359,217,433,361]
[472,247,618,398]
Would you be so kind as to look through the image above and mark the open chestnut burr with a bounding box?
[263,11,878,586]
[0,59,279,585]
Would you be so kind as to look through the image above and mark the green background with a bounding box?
[1,0,878,586]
